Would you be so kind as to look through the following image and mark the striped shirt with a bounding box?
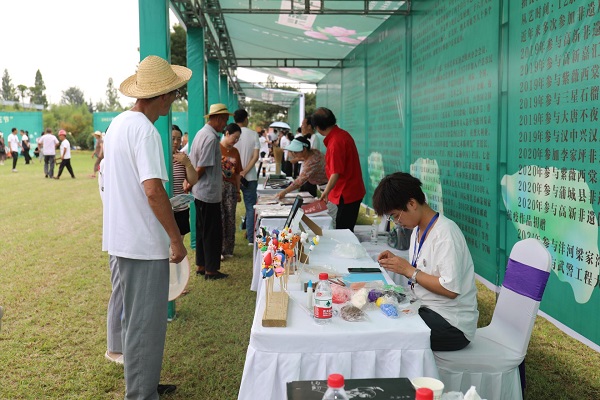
[172,158,188,211]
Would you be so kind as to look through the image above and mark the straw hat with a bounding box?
[204,103,233,118]
[119,55,192,99]
[93,130,102,137]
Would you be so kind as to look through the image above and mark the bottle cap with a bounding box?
[327,373,344,388]
[415,387,434,400]
[319,272,328,280]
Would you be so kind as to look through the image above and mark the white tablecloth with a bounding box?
[239,230,439,400]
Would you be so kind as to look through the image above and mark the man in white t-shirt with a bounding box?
[258,129,269,159]
[233,109,260,244]
[375,172,478,351]
[39,128,59,178]
[7,127,21,172]
[55,130,75,179]
[102,55,190,398]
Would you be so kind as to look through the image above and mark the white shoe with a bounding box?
[12,169,17,172]
[104,351,124,365]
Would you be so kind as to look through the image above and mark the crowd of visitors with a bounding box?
[91,54,376,398]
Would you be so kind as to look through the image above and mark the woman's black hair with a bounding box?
[372,172,426,216]
[172,124,182,134]
[225,123,241,135]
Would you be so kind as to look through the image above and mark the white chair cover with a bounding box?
[434,238,552,400]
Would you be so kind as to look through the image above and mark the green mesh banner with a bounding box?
[410,1,500,283]
[341,45,368,189]
[365,17,407,206]
[505,0,600,347]
[315,0,600,348]
[0,112,43,151]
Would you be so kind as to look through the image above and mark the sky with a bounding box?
[1,0,143,105]
[0,0,311,107]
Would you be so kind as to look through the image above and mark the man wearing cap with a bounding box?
[39,128,59,178]
[102,55,190,399]
[233,109,260,245]
[55,130,75,179]
[312,107,366,232]
[188,103,232,280]
[276,136,327,199]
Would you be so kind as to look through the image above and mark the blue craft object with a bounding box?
[380,303,399,317]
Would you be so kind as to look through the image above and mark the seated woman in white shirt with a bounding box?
[374,172,479,351]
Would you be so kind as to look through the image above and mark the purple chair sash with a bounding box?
[502,258,550,301]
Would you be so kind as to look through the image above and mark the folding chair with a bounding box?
[434,238,552,400]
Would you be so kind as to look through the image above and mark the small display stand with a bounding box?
[258,199,324,328]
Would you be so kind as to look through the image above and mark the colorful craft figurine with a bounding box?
[309,235,320,251]
[257,225,303,305]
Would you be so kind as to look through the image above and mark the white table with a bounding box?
[239,230,439,400]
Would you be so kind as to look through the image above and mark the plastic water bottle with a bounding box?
[313,273,332,324]
[370,219,378,245]
[322,374,349,399]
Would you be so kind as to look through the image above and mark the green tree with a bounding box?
[304,92,316,116]
[170,24,188,100]
[29,70,48,108]
[44,103,93,149]
[17,84,29,107]
[61,86,86,106]
[105,78,122,111]
[95,101,107,112]
[1,69,19,101]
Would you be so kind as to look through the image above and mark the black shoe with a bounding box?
[196,269,205,276]
[205,271,229,280]
[157,384,177,395]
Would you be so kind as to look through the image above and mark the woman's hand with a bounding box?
[173,152,192,167]
[237,191,242,202]
[377,251,411,277]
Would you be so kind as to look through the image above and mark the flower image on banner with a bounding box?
[502,166,599,304]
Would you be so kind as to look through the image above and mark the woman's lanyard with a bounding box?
[411,212,440,268]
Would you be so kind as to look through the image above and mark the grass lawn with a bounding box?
[0,151,599,399]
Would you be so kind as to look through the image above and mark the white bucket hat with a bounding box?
[169,256,190,301]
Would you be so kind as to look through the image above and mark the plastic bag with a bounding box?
[333,243,369,259]
[340,304,368,322]
[331,283,352,304]
[350,288,369,309]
